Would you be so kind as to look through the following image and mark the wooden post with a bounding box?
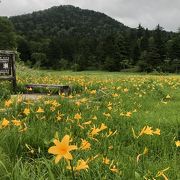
[12,53,17,92]
[0,50,17,92]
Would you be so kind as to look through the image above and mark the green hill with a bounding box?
[8,5,179,72]
[10,5,127,39]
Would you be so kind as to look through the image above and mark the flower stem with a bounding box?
[70,160,76,180]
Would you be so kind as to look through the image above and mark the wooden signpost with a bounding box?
[0,50,16,91]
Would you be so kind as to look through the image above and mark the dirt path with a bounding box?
[11,94,59,100]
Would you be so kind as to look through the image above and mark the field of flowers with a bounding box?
[0,66,179,179]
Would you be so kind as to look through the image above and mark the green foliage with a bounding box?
[6,5,180,73]
[0,82,11,100]
[31,53,47,68]
[0,17,16,49]
[10,5,125,39]
[16,36,31,61]
[59,58,69,70]
[0,69,180,179]
[71,63,81,72]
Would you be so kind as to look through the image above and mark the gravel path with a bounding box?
[11,94,59,100]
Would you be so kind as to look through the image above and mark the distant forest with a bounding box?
[0,5,180,72]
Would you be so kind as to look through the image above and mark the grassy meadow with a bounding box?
[0,66,179,179]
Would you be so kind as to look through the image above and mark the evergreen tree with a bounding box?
[6,5,179,73]
[171,34,180,60]
[16,36,31,61]
[115,34,130,69]
[0,17,16,49]
[102,34,118,70]
[137,24,144,38]
[153,25,166,62]
[132,42,141,64]
[140,28,149,51]
[47,38,62,69]
[139,37,161,72]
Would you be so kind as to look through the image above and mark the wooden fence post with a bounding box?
[0,50,17,92]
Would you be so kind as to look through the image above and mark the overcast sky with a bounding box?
[0,0,179,32]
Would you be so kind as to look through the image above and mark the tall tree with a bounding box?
[137,24,144,38]
[0,17,16,49]
[153,24,166,62]
[139,37,161,72]
[140,28,149,51]
[16,36,31,62]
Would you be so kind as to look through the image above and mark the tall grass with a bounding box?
[0,67,179,179]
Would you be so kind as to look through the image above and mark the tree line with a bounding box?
[0,5,180,73]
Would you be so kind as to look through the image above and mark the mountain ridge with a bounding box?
[6,5,179,73]
[10,5,128,39]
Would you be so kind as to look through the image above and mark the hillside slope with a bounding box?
[8,5,179,72]
[10,5,127,39]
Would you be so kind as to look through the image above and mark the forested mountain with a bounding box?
[5,5,180,72]
[10,5,127,38]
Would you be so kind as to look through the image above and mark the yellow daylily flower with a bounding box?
[0,118,9,128]
[74,113,82,120]
[48,135,77,164]
[36,107,44,113]
[80,139,91,150]
[12,119,21,126]
[75,159,89,171]
[175,140,180,147]
[23,108,30,116]
[5,99,12,107]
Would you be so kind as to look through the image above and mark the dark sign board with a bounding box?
[0,54,12,75]
[0,50,16,91]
